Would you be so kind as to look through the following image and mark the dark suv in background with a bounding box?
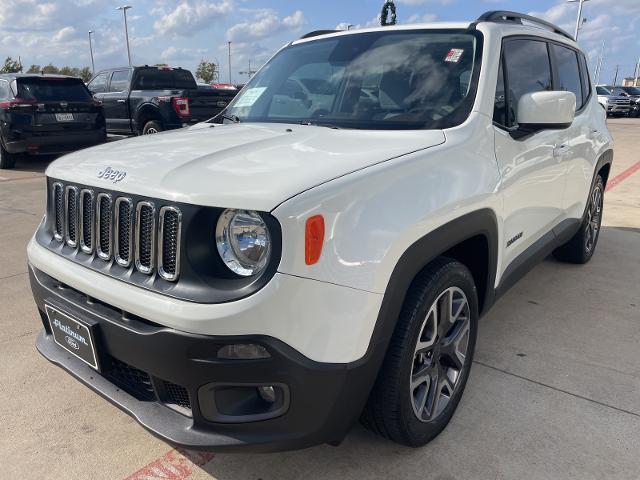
[607,85,640,117]
[0,74,106,169]
[88,66,238,135]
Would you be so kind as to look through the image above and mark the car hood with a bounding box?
[47,123,445,211]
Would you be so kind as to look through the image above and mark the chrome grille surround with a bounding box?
[96,193,113,260]
[158,206,182,282]
[135,201,156,275]
[79,189,95,254]
[114,197,134,268]
[64,185,79,248]
[49,182,183,283]
[52,182,64,241]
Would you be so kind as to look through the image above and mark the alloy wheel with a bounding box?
[585,183,603,253]
[410,287,471,422]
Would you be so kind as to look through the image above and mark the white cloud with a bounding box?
[153,0,233,36]
[226,10,305,41]
[52,26,76,42]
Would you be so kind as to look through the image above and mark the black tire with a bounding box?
[142,120,163,135]
[0,142,17,169]
[361,257,478,447]
[553,175,605,264]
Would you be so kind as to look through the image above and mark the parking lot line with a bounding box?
[123,449,215,480]
[606,159,640,192]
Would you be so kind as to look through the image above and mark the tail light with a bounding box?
[0,98,36,109]
[172,97,190,118]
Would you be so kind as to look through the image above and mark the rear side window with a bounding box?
[132,69,196,90]
[502,39,552,127]
[551,44,583,110]
[88,73,109,94]
[0,81,9,101]
[109,70,130,92]
[14,78,92,102]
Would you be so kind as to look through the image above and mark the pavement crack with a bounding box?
[0,271,28,281]
[473,360,640,419]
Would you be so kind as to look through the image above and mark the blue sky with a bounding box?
[1,0,638,84]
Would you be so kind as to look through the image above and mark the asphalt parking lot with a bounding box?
[1,119,639,480]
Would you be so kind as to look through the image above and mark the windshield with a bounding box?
[224,30,482,130]
[622,87,640,95]
[13,77,92,102]
[596,86,612,95]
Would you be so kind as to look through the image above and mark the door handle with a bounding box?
[116,99,126,104]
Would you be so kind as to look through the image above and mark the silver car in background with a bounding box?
[596,85,631,116]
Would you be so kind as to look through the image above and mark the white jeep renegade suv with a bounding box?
[29,11,613,452]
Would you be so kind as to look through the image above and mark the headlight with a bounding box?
[216,209,271,276]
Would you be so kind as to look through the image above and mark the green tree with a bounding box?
[0,57,22,73]
[78,67,93,82]
[26,64,41,74]
[41,64,60,74]
[195,59,218,84]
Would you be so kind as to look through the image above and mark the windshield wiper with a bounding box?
[300,120,341,130]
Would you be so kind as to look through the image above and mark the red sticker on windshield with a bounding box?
[444,48,464,63]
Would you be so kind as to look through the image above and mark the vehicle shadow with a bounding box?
[10,155,55,174]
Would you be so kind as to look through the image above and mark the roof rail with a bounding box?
[300,30,339,40]
[475,11,574,41]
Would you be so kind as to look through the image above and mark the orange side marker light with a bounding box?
[305,215,325,265]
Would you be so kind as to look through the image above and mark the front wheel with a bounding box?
[361,258,478,447]
[553,175,605,264]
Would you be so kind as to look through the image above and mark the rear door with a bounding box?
[493,38,569,271]
[13,77,101,134]
[102,69,132,133]
[549,44,596,218]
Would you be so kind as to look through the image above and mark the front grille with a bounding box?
[79,190,95,254]
[163,381,191,410]
[96,193,113,260]
[115,198,134,267]
[50,182,182,281]
[135,202,156,274]
[65,186,79,247]
[105,356,156,402]
[158,207,182,281]
[53,183,64,241]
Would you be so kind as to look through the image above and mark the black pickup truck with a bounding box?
[87,66,238,135]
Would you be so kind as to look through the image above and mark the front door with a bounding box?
[493,38,569,272]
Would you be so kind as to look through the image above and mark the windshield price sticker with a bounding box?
[444,49,464,63]
[234,87,267,107]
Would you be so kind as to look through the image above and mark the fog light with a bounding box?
[257,385,276,403]
[217,344,271,360]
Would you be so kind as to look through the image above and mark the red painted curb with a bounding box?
[606,160,640,192]
[123,449,214,480]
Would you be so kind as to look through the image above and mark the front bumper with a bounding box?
[606,104,630,114]
[30,265,381,452]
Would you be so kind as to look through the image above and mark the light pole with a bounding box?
[117,5,133,67]
[227,41,232,84]
[88,30,95,75]
[568,0,590,41]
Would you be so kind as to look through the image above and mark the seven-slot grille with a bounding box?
[51,183,182,281]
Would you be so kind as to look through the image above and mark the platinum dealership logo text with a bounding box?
[52,319,89,347]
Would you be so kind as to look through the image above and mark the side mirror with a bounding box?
[513,91,576,138]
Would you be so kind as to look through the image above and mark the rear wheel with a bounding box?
[142,120,163,135]
[361,258,478,447]
[553,175,605,264]
[0,142,17,169]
